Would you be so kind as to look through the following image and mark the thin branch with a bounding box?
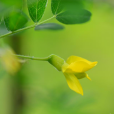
[0,16,56,39]
[16,54,50,61]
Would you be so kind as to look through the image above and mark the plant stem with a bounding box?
[0,16,55,39]
[16,54,49,61]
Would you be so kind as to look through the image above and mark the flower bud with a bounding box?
[48,54,65,71]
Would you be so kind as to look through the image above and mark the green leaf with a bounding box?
[4,10,28,31]
[51,0,92,24]
[0,21,9,35]
[0,2,7,18]
[0,1,22,19]
[51,0,84,15]
[27,0,47,23]
[56,9,91,24]
[35,23,64,30]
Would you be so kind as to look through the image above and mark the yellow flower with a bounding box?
[0,47,20,75]
[48,54,97,95]
[62,56,97,95]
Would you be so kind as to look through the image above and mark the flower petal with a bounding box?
[0,47,20,74]
[86,74,91,80]
[64,73,83,95]
[65,61,97,73]
[67,56,93,65]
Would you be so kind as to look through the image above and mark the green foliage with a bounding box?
[27,0,48,22]
[51,0,91,24]
[4,10,28,31]
[0,0,92,37]
[35,23,64,30]
[0,2,7,18]
[0,1,22,19]
[56,9,91,24]
[0,21,9,35]
[51,0,84,15]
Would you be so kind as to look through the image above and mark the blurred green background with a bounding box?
[0,0,114,114]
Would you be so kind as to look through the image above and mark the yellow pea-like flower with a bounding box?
[48,55,97,95]
[0,47,20,75]
[62,56,97,95]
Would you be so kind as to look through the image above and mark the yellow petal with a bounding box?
[0,47,20,74]
[75,72,90,79]
[64,73,83,95]
[65,61,97,73]
[86,74,91,80]
[67,56,93,65]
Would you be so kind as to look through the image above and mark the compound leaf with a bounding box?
[51,0,91,24]
[35,23,64,30]
[4,10,28,31]
[27,0,47,22]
